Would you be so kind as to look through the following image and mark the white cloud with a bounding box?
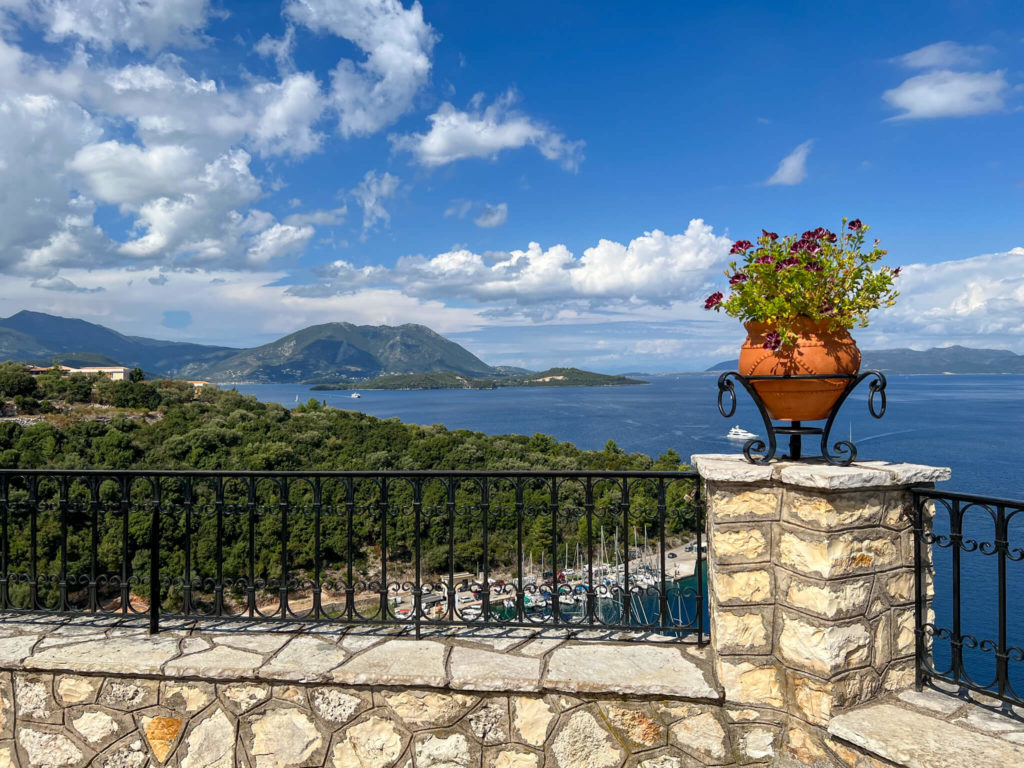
[765,140,812,186]
[391,90,584,171]
[883,70,1008,119]
[247,73,325,157]
[30,275,103,293]
[474,203,508,228]
[895,41,991,70]
[445,200,472,219]
[1,0,213,52]
[68,141,203,205]
[246,223,314,266]
[351,170,399,236]
[284,0,437,137]
[284,206,347,227]
[866,247,1024,347]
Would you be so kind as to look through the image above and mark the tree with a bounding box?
[128,367,145,383]
[0,363,38,398]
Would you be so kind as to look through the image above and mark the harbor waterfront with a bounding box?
[232,372,1024,691]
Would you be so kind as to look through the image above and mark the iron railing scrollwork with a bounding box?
[0,469,707,643]
[910,487,1024,708]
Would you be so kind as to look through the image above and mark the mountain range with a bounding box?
[706,345,1024,374]
[0,311,497,383]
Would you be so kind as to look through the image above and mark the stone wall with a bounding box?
[0,456,968,768]
[693,455,949,767]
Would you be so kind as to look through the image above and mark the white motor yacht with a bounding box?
[726,425,757,441]
[350,392,361,398]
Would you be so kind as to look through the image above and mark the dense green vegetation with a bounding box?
[311,367,647,390]
[0,363,695,614]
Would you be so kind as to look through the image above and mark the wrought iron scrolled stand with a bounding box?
[717,370,887,466]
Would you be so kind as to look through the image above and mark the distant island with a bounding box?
[0,310,639,389]
[309,368,647,390]
[706,345,1024,375]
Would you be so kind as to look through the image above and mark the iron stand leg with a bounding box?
[789,422,802,460]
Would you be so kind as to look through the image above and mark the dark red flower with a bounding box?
[848,218,862,231]
[804,261,824,272]
[704,291,724,310]
[729,240,753,254]
[813,227,827,240]
[762,331,782,351]
[824,230,837,243]
[893,266,901,277]
[729,272,748,285]
[775,256,800,270]
[761,229,778,241]
[802,230,815,241]
[805,242,821,255]
[755,254,774,264]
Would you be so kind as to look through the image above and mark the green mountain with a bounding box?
[0,311,499,383]
[705,345,1024,374]
[0,311,236,376]
[199,322,497,383]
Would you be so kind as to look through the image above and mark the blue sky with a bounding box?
[0,0,1021,372]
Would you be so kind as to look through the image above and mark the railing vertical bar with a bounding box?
[345,479,356,621]
[378,478,389,622]
[413,479,423,640]
[695,477,705,645]
[0,477,9,610]
[951,499,964,687]
[118,477,129,614]
[215,479,225,617]
[658,479,669,632]
[58,477,69,612]
[446,480,456,622]
[621,478,631,627]
[88,479,98,612]
[28,478,38,610]
[149,478,161,634]
[549,478,559,626]
[515,480,525,623]
[585,478,595,627]
[182,479,193,617]
[245,479,255,618]
[996,503,1008,701]
[481,478,491,624]
[279,478,290,620]
[312,478,323,622]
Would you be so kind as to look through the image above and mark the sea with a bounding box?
[230,374,1024,691]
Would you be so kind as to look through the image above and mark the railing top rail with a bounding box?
[0,468,699,479]
[910,486,1024,508]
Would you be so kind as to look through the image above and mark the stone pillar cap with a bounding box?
[691,454,950,490]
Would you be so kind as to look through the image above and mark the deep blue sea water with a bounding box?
[232,374,1024,693]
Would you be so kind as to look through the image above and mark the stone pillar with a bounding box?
[692,455,948,764]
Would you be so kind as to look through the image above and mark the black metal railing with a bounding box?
[0,469,706,642]
[911,487,1024,707]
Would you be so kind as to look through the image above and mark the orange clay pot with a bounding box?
[738,318,861,422]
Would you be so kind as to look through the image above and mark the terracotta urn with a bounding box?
[738,318,861,421]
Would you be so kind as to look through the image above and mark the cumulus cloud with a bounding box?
[866,247,1024,347]
[1,0,213,52]
[766,140,812,186]
[68,141,204,205]
[247,72,326,157]
[883,70,1008,119]
[445,200,472,219]
[352,170,399,236]
[284,0,437,137]
[474,203,508,228]
[391,90,584,171]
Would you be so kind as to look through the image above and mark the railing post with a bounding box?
[692,454,949,764]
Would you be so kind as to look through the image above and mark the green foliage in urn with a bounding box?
[705,219,900,349]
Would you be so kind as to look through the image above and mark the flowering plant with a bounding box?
[704,218,900,350]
